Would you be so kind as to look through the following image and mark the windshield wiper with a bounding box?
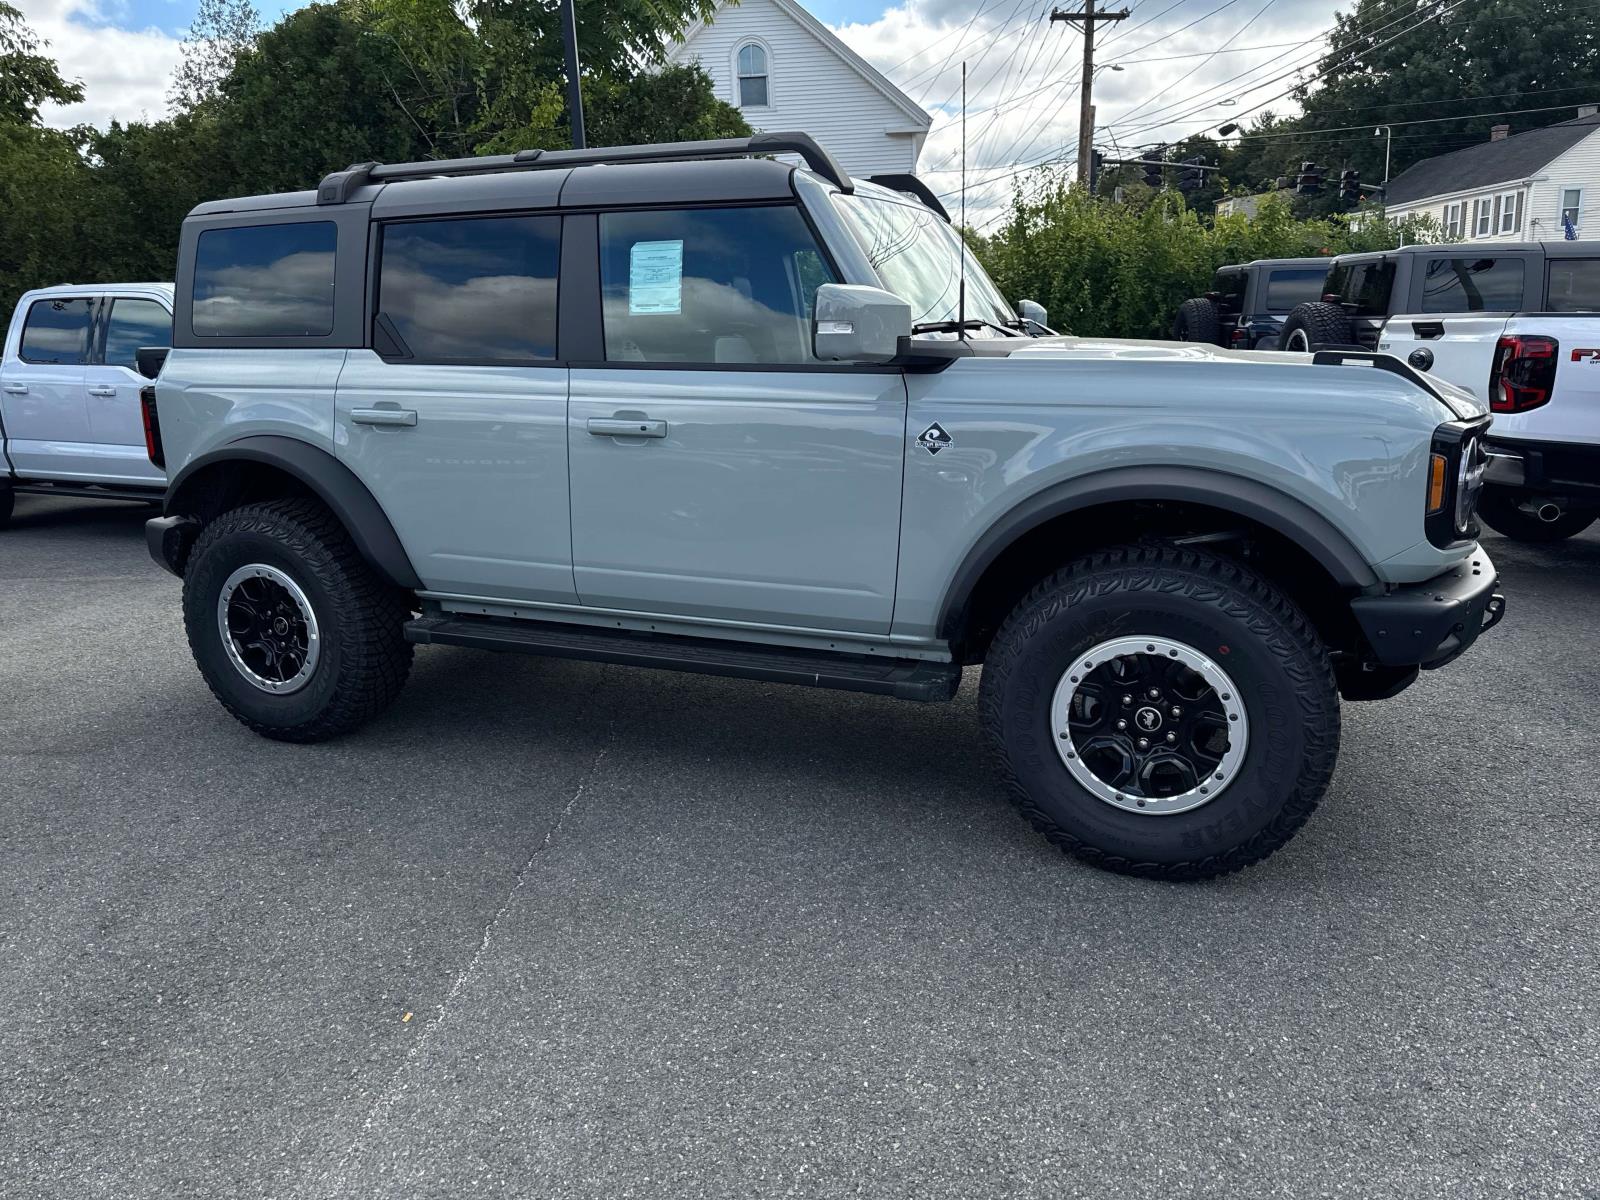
[910,318,1019,337]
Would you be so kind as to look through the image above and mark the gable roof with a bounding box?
[1384,112,1600,207]
[671,0,932,130]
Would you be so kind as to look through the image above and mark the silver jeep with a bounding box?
[143,133,1505,879]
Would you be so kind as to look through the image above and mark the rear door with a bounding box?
[82,293,171,485]
[1,294,93,478]
[1380,254,1526,401]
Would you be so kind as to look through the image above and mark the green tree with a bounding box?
[0,0,82,124]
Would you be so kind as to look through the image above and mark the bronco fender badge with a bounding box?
[918,423,953,455]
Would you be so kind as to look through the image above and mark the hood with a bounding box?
[984,335,1490,422]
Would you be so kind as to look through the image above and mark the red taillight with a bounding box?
[1230,328,1249,346]
[140,386,165,469]
[1490,334,1558,413]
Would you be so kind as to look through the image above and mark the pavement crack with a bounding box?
[312,727,614,1198]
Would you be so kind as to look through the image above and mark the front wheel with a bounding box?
[182,499,414,742]
[979,547,1340,880]
[1477,485,1598,542]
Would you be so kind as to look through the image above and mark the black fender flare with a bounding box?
[166,435,423,590]
[936,465,1380,639]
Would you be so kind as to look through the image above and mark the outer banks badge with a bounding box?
[918,422,953,455]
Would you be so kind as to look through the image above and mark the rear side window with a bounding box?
[377,216,559,362]
[1263,268,1326,313]
[1419,258,1525,313]
[1212,271,1245,315]
[20,297,93,364]
[102,298,171,369]
[599,206,838,364]
[192,222,337,338]
[1326,260,1395,317]
[1545,259,1600,311]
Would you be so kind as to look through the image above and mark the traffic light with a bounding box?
[1143,147,1166,188]
[1339,168,1361,204]
[1178,156,1206,194]
[1295,161,1325,195]
[1089,150,1104,194]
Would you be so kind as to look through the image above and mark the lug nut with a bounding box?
[1171,706,1182,717]
[1122,694,1132,705]
[1166,732,1176,743]
[1137,738,1149,749]
[1116,720,1127,731]
[1147,689,1160,699]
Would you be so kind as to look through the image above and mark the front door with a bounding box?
[83,295,172,486]
[1,295,92,478]
[335,212,575,604]
[567,205,906,635]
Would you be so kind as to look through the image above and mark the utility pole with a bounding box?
[561,0,586,148]
[1050,2,1129,188]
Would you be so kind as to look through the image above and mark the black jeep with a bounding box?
[1173,258,1331,350]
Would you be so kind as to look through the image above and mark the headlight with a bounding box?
[1456,434,1486,534]
[1426,421,1489,548]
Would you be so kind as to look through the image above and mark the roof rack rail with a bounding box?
[316,132,854,205]
[866,174,950,223]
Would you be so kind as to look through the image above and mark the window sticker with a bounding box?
[629,240,684,314]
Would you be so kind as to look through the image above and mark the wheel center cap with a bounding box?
[272,616,291,636]
[1134,706,1164,733]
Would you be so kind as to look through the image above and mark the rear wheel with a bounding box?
[1477,485,1599,542]
[182,499,413,742]
[1173,297,1222,345]
[1281,301,1352,353]
[978,546,1340,880]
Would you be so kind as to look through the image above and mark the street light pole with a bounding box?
[562,0,586,149]
[1374,124,1392,185]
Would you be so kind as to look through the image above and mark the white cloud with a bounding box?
[833,0,1346,230]
[19,0,183,129]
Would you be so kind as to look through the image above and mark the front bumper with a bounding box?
[1350,548,1505,671]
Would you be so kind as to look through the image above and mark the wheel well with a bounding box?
[169,460,316,525]
[948,499,1364,665]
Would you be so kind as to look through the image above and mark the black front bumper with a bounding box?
[1350,550,1506,671]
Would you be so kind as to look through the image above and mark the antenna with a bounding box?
[959,61,968,338]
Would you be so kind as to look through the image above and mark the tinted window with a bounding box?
[102,298,171,369]
[1547,259,1600,311]
[193,222,336,337]
[1420,258,1525,313]
[378,216,559,362]
[1327,260,1394,317]
[1213,270,1245,315]
[599,206,837,364]
[20,297,93,364]
[1263,268,1326,313]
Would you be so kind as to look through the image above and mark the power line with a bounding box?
[1111,0,1277,131]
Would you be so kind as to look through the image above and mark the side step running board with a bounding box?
[404,615,961,703]
[10,481,165,502]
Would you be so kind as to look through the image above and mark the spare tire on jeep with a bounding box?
[1173,297,1222,345]
[1281,302,1352,353]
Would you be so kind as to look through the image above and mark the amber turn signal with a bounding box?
[1427,453,1448,513]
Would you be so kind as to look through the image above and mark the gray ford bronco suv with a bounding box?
[143,133,1505,880]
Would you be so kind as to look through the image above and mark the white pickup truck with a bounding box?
[1280,244,1600,542]
[0,283,174,529]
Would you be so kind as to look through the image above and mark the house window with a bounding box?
[1474,197,1494,238]
[1562,188,1582,232]
[1498,190,1524,235]
[1442,201,1465,240]
[736,43,769,107]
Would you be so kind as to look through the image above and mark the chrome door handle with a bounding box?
[588,417,667,438]
[350,407,418,427]
[88,386,118,397]
[3,383,27,394]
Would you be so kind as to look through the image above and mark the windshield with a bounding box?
[831,191,1016,330]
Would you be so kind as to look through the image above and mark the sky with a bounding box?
[23,0,1352,227]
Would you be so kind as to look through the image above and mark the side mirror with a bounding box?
[135,346,170,380]
[1018,299,1049,327]
[813,284,911,364]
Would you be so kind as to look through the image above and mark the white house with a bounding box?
[666,0,933,178]
[1383,108,1600,242]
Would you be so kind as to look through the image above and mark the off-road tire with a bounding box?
[978,546,1340,880]
[1281,301,1353,353]
[0,486,12,530]
[182,499,413,742]
[1477,485,1599,542]
[1173,297,1222,345]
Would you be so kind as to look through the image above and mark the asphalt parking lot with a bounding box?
[2,493,1596,1199]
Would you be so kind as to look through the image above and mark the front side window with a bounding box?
[1263,268,1326,313]
[102,299,172,369]
[192,221,336,338]
[736,43,769,107]
[19,297,93,364]
[1420,258,1525,313]
[832,192,1015,330]
[377,215,559,362]
[599,205,838,364]
[1546,259,1600,310]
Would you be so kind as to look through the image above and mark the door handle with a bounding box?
[3,383,27,394]
[588,417,667,439]
[350,407,418,427]
[1412,321,1445,340]
[88,386,118,397]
